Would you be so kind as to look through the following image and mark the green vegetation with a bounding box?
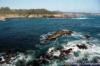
[0,7,58,16]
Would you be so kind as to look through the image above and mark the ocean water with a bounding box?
[0,17,100,66]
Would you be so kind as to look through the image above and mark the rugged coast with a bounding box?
[0,14,65,21]
[0,7,99,21]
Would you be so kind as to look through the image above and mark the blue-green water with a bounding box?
[0,17,100,66]
[0,17,100,50]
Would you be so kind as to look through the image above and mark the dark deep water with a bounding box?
[0,17,100,66]
[0,17,100,50]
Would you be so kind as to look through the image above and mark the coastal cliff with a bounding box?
[0,7,99,20]
[0,7,65,20]
[0,14,65,20]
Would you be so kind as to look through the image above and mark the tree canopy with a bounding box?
[0,7,58,15]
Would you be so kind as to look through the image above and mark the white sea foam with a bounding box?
[71,32,83,38]
[8,51,35,66]
[47,39,100,63]
[40,30,85,43]
[1,29,100,66]
[47,47,55,53]
[71,17,94,20]
[52,50,61,57]
[40,29,100,65]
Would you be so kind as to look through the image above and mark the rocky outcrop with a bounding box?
[45,30,73,41]
[60,48,72,57]
[77,44,87,49]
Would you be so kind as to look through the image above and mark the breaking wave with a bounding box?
[0,29,100,66]
[39,29,100,65]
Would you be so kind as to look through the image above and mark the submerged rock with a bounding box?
[84,34,91,39]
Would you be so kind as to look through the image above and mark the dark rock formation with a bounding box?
[60,48,72,57]
[77,44,87,49]
[46,30,73,41]
[0,49,17,64]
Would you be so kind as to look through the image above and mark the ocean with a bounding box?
[0,17,100,66]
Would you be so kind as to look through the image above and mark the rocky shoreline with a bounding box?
[0,16,5,21]
[0,14,66,21]
[0,12,88,21]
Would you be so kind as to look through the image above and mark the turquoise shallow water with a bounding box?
[0,17,100,66]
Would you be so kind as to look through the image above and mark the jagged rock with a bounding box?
[46,30,73,41]
[60,48,72,56]
[77,44,87,49]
